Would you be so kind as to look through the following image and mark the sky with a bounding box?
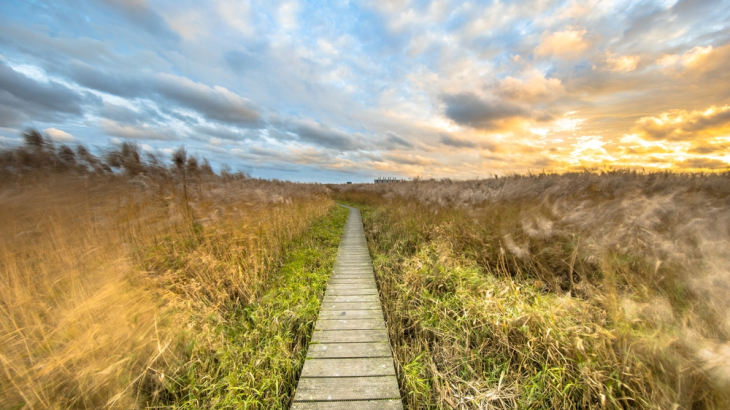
[1,0,729,182]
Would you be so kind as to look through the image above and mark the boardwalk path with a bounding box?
[291,205,403,409]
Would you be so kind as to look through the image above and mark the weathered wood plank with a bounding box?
[291,206,401,409]
[324,288,378,296]
[329,274,373,278]
[325,283,376,290]
[291,400,403,410]
[307,342,391,358]
[318,309,383,319]
[300,357,395,377]
[329,274,373,279]
[323,295,379,303]
[319,301,382,311]
[315,318,385,331]
[328,278,375,283]
[327,282,376,287]
[311,329,388,343]
[293,376,401,401]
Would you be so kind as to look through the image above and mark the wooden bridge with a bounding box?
[291,205,403,409]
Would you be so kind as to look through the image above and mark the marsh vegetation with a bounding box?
[2,130,729,409]
[335,173,730,409]
[0,131,340,409]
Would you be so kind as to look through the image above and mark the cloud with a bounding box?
[442,92,529,130]
[497,70,565,103]
[622,145,673,155]
[294,120,366,151]
[43,128,75,142]
[384,131,413,148]
[633,106,730,141]
[154,74,262,126]
[440,134,476,148]
[99,119,178,141]
[193,124,257,142]
[216,0,255,37]
[65,63,262,127]
[535,27,587,59]
[606,54,640,72]
[224,49,264,72]
[688,142,730,154]
[97,101,164,125]
[677,157,729,170]
[95,0,180,41]
[0,62,96,126]
[383,152,439,166]
[277,1,300,31]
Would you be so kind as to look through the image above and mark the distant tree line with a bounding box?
[0,129,248,182]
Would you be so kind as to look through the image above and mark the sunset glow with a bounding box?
[1,0,729,181]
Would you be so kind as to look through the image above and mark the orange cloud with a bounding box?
[535,27,587,59]
[676,157,729,170]
[658,44,730,77]
[632,106,730,141]
[498,70,565,103]
[681,45,714,69]
[606,53,640,72]
[688,141,730,154]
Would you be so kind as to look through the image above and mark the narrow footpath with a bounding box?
[291,205,403,409]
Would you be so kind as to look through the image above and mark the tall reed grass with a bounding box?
[1,130,334,408]
[335,171,730,409]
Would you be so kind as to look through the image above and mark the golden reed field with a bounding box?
[2,130,730,409]
[1,131,334,409]
[334,173,730,409]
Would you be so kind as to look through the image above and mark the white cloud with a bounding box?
[277,1,300,31]
[216,0,254,37]
[43,128,76,142]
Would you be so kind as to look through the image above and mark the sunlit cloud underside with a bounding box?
[1,0,729,181]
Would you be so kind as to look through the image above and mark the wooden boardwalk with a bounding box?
[291,205,403,409]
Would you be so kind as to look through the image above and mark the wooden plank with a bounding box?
[329,274,373,278]
[333,266,373,269]
[318,309,383,319]
[323,293,378,301]
[327,278,373,283]
[311,329,388,343]
[291,400,403,410]
[325,283,376,290]
[325,289,378,296]
[327,281,376,287]
[328,278,375,283]
[323,295,379,303]
[300,357,395,377]
[330,274,373,278]
[315,318,385,331]
[307,342,391,358]
[334,262,372,265]
[319,301,381,311]
[293,376,401,401]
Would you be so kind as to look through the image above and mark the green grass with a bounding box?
[352,202,645,409]
[153,205,349,409]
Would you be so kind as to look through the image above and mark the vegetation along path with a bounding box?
[291,205,403,409]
